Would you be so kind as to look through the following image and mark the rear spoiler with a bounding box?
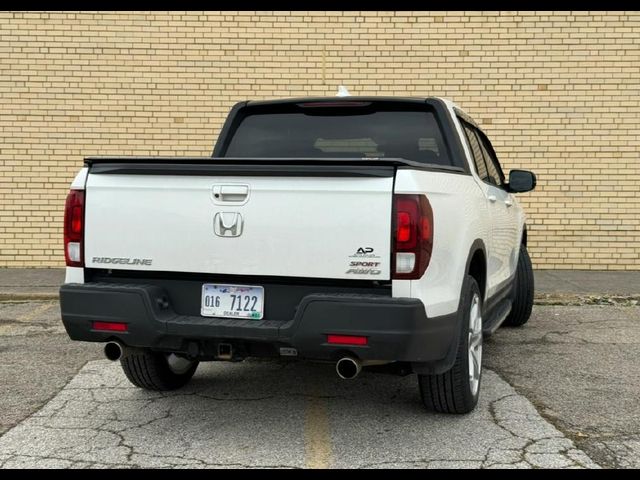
[84,156,466,178]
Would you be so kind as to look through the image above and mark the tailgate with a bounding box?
[84,163,394,281]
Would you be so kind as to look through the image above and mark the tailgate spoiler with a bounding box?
[84,156,465,177]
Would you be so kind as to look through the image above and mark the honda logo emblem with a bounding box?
[214,212,243,237]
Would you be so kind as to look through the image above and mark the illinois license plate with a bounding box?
[201,284,264,320]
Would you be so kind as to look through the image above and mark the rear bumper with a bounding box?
[60,282,461,373]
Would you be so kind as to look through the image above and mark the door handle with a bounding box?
[488,195,497,203]
[213,184,249,204]
[504,198,513,207]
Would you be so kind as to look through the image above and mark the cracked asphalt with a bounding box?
[0,301,638,469]
[484,305,640,469]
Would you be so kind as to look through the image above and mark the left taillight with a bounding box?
[64,189,85,267]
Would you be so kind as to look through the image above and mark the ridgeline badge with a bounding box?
[92,257,152,266]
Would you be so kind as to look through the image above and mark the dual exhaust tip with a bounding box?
[104,341,123,361]
[335,357,361,380]
[105,341,363,380]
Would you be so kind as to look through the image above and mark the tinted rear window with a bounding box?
[222,105,452,166]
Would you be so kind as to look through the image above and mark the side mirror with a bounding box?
[507,169,537,193]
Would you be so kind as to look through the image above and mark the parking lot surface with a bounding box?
[0,357,597,468]
[0,299,638,469]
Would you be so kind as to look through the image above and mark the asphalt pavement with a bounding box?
[0,269,638,469]
[0,325,598,469]
[485,305,640,468]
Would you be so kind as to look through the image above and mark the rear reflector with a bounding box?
[327,335,368,346]
[92,321,128,332]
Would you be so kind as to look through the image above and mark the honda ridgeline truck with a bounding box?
[60,95,536,414]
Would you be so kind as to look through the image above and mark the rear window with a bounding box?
[222,104,452,166]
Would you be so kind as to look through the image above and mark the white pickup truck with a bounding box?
[60,95,536,414]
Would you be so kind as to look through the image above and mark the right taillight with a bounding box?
[64,189,85,267]
[392,194,433,280]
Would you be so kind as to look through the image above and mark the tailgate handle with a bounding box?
[213,184,249,203]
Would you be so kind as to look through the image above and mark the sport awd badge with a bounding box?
[346,247,382,275]
[345,260,382,275]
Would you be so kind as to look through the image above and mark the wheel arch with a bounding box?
[412,239,488,377]
[465,239,488,303]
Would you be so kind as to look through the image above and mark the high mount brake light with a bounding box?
[297,101,372,108]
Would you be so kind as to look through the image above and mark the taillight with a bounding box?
[392,194,433,280]
[64,190,85,267]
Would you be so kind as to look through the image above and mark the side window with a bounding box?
[461,122,489,182]
[476,131,505,187]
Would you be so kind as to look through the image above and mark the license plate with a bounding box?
[200,284,264,320]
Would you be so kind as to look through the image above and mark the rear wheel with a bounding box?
[502,244,534,327]
[418,275,483,414]
[120,349,198,391]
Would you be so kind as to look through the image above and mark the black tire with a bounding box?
[120,349,198,391]
[418,275,483,414]
[502,244,534,327]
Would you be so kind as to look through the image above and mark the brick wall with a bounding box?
[1,11,639,269]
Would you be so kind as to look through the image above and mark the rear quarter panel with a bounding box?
[393,169,489,318]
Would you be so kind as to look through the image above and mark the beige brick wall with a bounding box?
[1,11,639,269]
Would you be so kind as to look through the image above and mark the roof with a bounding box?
[243,95,468,118]
[246,96,440,107]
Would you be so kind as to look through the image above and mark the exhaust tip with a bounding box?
[336,357,361,380]
[104,341,123,361]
